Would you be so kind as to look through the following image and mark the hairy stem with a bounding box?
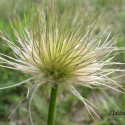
[47,84,59,125]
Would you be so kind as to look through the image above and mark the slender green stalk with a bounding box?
[47,84,59,125]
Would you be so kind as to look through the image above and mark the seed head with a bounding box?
[0,4,124,118]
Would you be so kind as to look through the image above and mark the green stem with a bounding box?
[47,84,59,125]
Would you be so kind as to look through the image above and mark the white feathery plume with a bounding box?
[0,4,125,119]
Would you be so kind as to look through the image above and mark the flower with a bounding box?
[0,4,124,118]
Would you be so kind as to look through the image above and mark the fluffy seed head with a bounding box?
[0,9,117,85]
[0,3,124,118]
[0,8,120,85]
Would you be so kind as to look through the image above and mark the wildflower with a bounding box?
[0,3,124,121]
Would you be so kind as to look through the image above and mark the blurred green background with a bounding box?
[0,0,125,125]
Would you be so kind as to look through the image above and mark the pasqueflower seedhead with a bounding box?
[0,4,124,118]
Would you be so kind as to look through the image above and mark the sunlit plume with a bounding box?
[0,5,124,119]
